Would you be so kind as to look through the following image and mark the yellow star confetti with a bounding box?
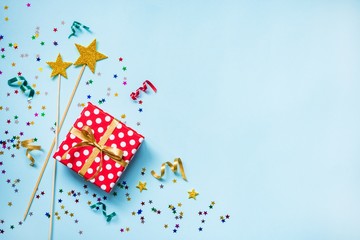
[38,67,43,72]
[46,54,72,78]
[136,181,147,192]
[73,39,107,73]
[188,188,199,200]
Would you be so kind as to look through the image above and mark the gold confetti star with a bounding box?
[177,203,182,207]
[38,67,43,72]
[136,181,147,192]
[73,39,107,73]
[5,17,9,21]
[121,114,126,119]
[4,6,8,10]
[11,62,16,67]
[8,202,12,206]
[46,54,72,78]
[172,179,177,183]
[164,224,168,228]
[41,105,46,110]
[114,92,118,97]
[188,188,199,200]
[125,227,130,232]
[131,212,136,216]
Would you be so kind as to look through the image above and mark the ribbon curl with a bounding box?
[151,158,187,181]
[130,80,157,100]
[68,21,90,39]
[8,76,35,100]
[62,124,127,180]
[21,139,41,166]
[90,202,116,222]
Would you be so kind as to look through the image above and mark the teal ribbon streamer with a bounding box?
[68,21,90,39]
[8,76,35,100]
[90,202,116,222]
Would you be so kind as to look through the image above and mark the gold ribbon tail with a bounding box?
[21,139,41,166]
[151,157,187,181]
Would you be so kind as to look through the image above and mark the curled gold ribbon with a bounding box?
[151,158,187,181]
[21,139,41,166]
[62,120,127,180]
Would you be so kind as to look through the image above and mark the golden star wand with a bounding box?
[23,40,108,231]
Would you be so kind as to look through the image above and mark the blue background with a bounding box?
[1,0,360,239]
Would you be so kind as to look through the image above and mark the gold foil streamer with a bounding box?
[62,119,127,180]
[21,139,41,166]
[151,158,187,181]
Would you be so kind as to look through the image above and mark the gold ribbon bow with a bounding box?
[62,119,127,180]
[21,139,41,166]
[151,158,187,181]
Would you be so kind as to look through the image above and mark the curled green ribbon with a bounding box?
[8,76,35,100]
[90,202,116,222]
[68,21,90,39]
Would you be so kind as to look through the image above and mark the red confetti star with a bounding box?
[17,72,22,76]
[26,3,31,7]
[53,28,58,32]
[118,57,123,61]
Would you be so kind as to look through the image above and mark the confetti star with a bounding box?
[136,181,147,192]
[26,3,31,7]
[47,54,72,78]
[188,189,199,200]
[74,39,107,73]
[122,66,127,71]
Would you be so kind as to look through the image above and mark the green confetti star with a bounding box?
[40,41,45,46]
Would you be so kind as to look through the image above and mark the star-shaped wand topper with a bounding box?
[74,38,107,73]
[46,54,72,78]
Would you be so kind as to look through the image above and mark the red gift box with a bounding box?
[53,102,144,192]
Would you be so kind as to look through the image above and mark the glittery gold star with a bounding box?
[188,189,199,200]
[46,54,72,78]
[73,39,107,73]
[136,181,147,192]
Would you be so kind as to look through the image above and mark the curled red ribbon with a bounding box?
[130,80,157,100]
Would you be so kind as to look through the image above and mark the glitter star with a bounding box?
[73,39,107,73]
[46,54,72,78]
[136,181,147,192]
[187,189,199,200]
